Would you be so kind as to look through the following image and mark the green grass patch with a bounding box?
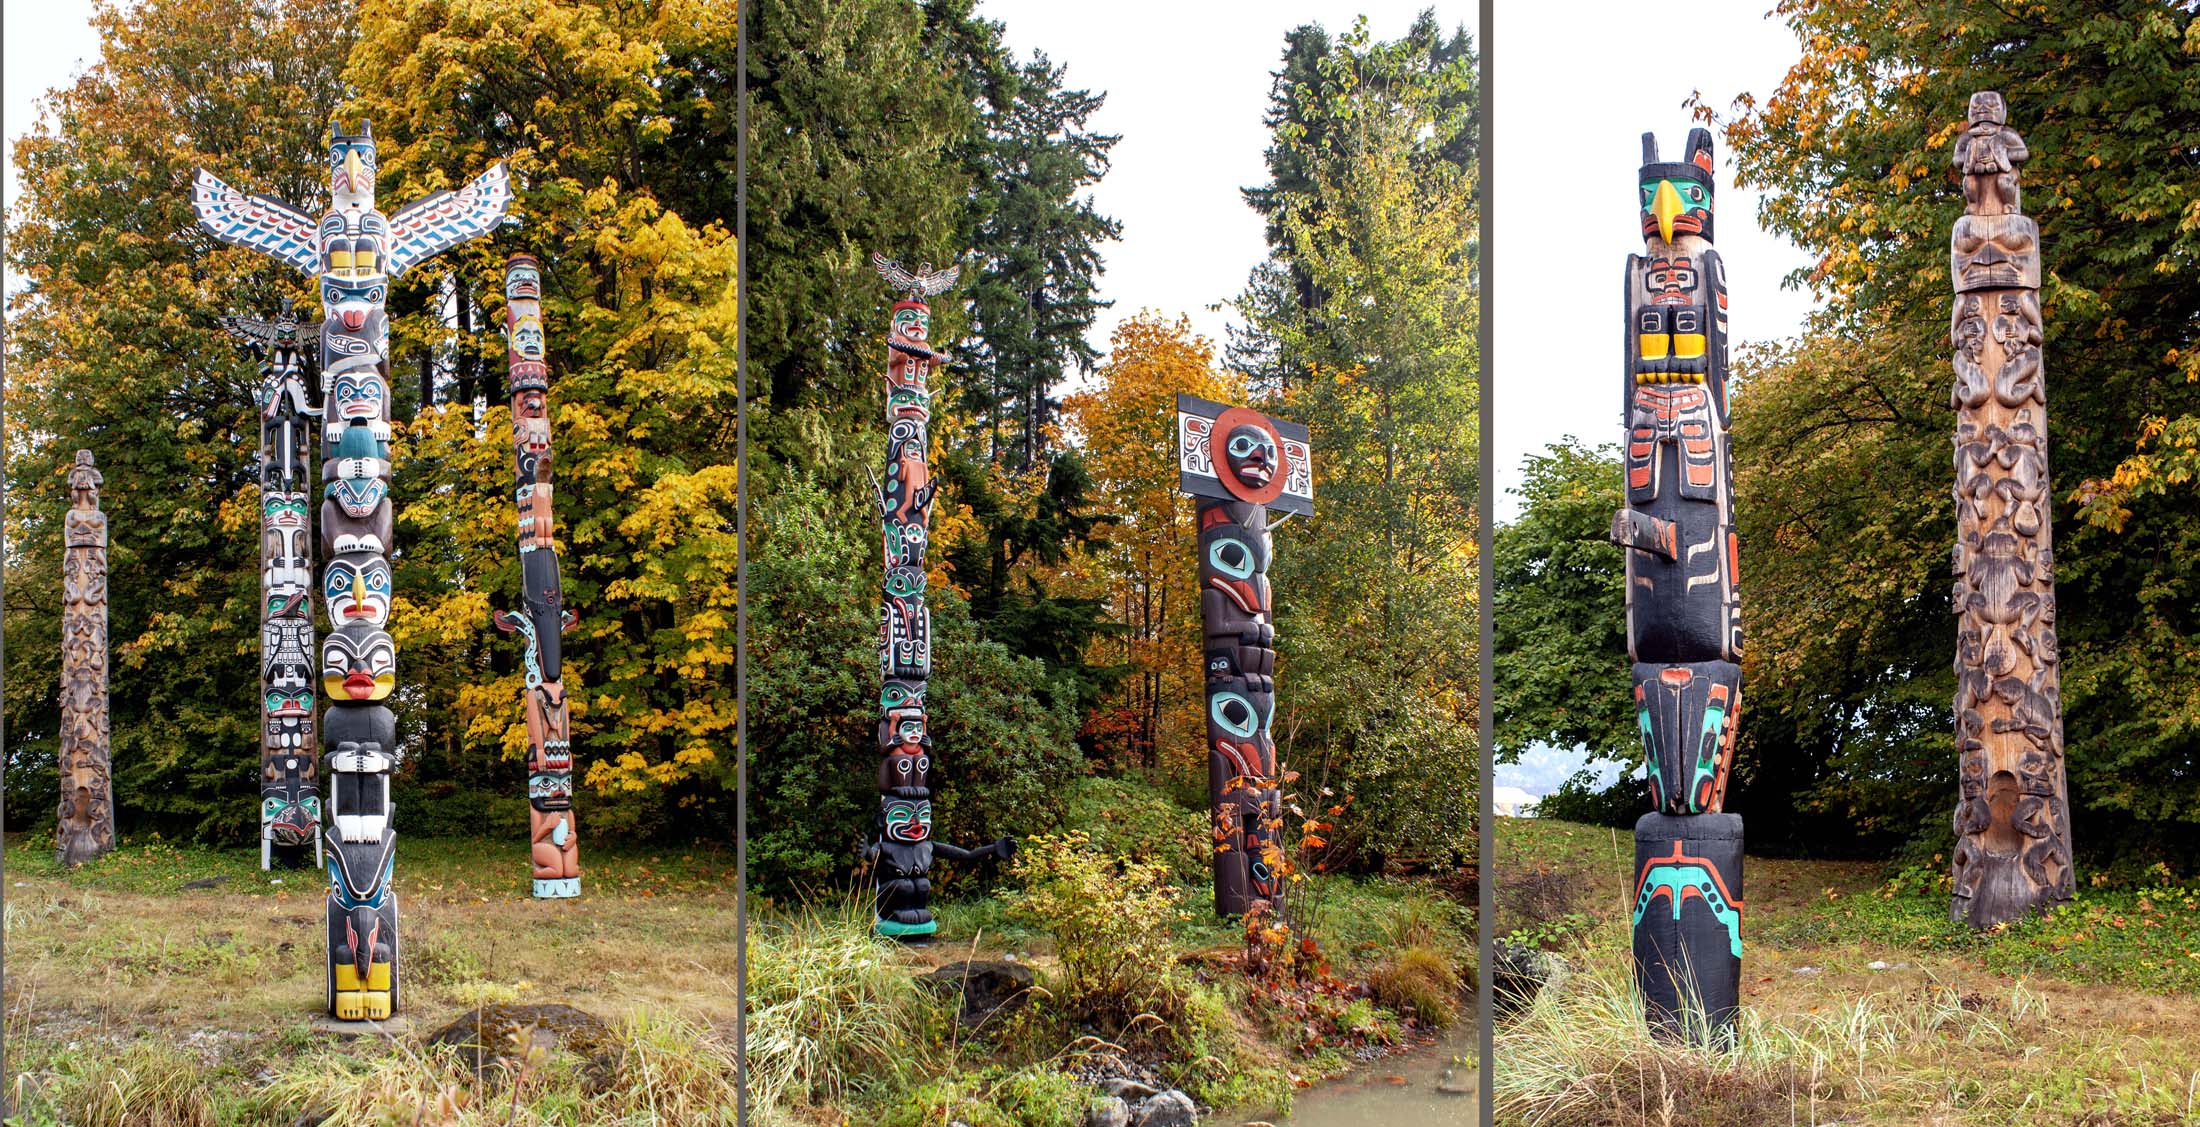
[2,833,740,902]
[1793,863,2200,994]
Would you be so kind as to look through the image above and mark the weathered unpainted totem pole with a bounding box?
[193,121,510,1020]
[1947,92,2071,927]
[1173,394,1315,919]
[56,450,114,867]
[867,252,1013,940]
[492,253,581,899]
[1609,128,1745,1040]
[225,303,327,870]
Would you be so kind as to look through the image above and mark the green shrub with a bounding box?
[877,1066,1086,1127]
[1003,831,1187,1032]
[1530,767,1644,828]
[1158,980,1295,1112]
[1059,776,1211,887]
[747,476,1086,894]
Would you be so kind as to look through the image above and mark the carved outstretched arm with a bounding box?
[934,837,1017,864]
[1610,509,1678,560]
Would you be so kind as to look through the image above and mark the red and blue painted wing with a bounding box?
[384,163,512,278]
[191,169,320,277]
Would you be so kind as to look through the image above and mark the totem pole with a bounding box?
[1608,128,1744,1041]
[224,303,327,870]
[1947,92,2071,927]
[491,253,580,898]
[1173,394,1314,919]
[192,121,510,1020]
[867,252,1013,940]
[56,450,114,867]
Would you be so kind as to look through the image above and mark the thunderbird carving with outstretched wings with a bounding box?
[871,252,961,300]
[192,170,321,277]
[386,163,513,278]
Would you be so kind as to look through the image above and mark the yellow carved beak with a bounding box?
[1652,180,1684,244]
[344,151,364,193]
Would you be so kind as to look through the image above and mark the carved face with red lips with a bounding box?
[332,371,389,424]
[322,622,396,701]
[891,302,929,344]
[883,797,932,842]
[1643,257,1699,305]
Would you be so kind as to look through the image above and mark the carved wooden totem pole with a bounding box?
[56,450,114,867]
[1174,394,1314,918]
[225,302,327,870]
[1609,128,1744,1040]
[1947,92,2071,927]
[193,121,510,1020]
[492,253,581,898]
[867,252,1013,940]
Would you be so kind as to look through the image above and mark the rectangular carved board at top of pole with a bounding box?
[1947,91,2072,928]
[1608,126,1745,1043]
[867,252,1014,941]
[192,120,511,1021]
[1174,393,1312,920]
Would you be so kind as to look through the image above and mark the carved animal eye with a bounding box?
[1208,538,1255,579]
[1211,691,1259,738]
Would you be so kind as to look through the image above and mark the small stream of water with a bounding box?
[1230,1019,1479,1127]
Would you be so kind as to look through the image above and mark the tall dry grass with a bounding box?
[744,892,943,1119]
[1493,948,2035,1127]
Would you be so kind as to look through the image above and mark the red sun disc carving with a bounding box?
[1211,406,1289,506]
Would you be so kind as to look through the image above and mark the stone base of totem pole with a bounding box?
[306,1013,413,1038]
[1632,812,1744,1043]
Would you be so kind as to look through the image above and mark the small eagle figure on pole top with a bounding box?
[871,252,961,301]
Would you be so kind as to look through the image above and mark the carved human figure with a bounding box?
[866,253,1013,939]
[1953,91,2027,214]
[1946,93,2071,927]
[492,251,581,898]
[57,450,114,866]
[193,121,509,1019]
[1610,128,1745,1041]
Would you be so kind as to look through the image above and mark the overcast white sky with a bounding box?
[978,0,1471,374]
[1491,1,1813,795]
[4,0,104,294]
[8,0,1813,795]
[1492,2,1814,525]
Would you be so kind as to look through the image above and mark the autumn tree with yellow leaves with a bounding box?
[1486,1,2200,860]
[1064,315,1245,775]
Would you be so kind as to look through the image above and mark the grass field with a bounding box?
[2,831,1472,1126]
[1491,817,2200,1126]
